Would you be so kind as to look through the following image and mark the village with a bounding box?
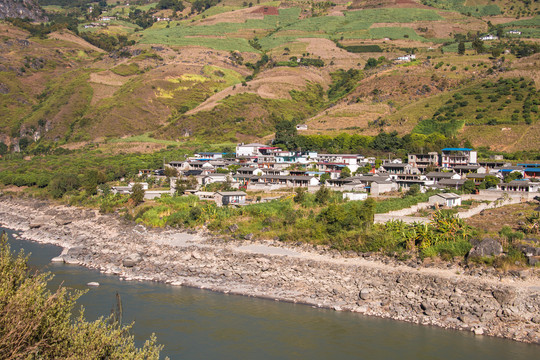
[112,143,540,209]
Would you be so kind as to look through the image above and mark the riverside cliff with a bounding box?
[0,196,539,344]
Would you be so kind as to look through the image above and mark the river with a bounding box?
[3,228,538,359]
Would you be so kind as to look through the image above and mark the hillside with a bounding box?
[0,0,538,154]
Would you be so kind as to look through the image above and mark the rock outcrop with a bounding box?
[0,0,47,21]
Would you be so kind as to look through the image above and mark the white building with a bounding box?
[236,143,267,157]
[429,193,462,208]
[480,35,498,41]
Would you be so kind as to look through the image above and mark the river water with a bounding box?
[3,228,539,359]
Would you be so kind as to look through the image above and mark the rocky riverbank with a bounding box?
[0,196,539,344]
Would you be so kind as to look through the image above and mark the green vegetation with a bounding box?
[0,233,162,359]
[282,131,461,156]
[111,63,142,76]
[139,7,439,52]
[158,82,326,141]
[420,0,501,17]
[328,69,363,102]
[413,77,539,136]
[375,191,436,214]
[340,44,383,53]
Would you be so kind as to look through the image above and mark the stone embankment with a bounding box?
[0,197,539,344]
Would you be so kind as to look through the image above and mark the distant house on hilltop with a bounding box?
[396,54,416,62]
[480,34,498,41]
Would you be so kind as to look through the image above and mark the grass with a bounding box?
[421,0,501,17]
[367,27,427,41]
[111,63,141,76]
[375,192,435,214]
[106,133,180,145]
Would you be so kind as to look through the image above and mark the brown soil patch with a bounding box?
[349,0,432,9]
[489,16,536,25]
[48,31,105,53]
[370,20,485,39]
[464,202,539,234]
[197,7,264,26]
[304,102,391,136]
[461,122,540,153]
[251,6,279,16]
[89,83,119,105]
[297,37,366,69]
[89,71,131,86]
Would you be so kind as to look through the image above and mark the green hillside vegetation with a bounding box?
[158,82,326,141]
[413,77,539,136]
[111,62,141,76]
[20,69,94,141]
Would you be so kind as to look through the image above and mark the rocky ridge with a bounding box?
[0,0,47,21]
[0,196,539,344]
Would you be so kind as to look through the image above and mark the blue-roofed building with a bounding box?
[517,164,540,179]
[441,148,477,169]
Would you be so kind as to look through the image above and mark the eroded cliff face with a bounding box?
[0,0,47,21]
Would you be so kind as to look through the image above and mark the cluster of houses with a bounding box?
[130,144,539,206]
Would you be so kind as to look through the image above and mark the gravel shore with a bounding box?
[1,196,539,344]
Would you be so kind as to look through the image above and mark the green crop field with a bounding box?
[138,7,440,52]
[367,27,427,41]
[499,16,540,27]
[422,0,501,16]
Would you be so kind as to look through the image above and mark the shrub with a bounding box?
[0,233,162,359]
[48,173,80,199]
[130,183,145,206]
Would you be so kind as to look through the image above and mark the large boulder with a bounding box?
[122,253,143,267]
[29,215,53,228]
[516,238,540,266]
[467,238,503,259]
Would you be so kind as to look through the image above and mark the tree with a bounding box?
[462,180,476,194]
[481,175,500,189]
[48,173,80,198]
[164,166,178,178]
[315,185,332,205]
[406,184,420,197]
[472,38,485,54]
[175,176,197,195]
[82,170,105,195]
[294,187,307,203]
[364,57,377,69]
[504,171,523,183]
[340,166,351,179]
[0,233,162,359]
[319,173,331,184]
[130,183,145,205]
[274,119,297,150]
[458,41,466,55]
